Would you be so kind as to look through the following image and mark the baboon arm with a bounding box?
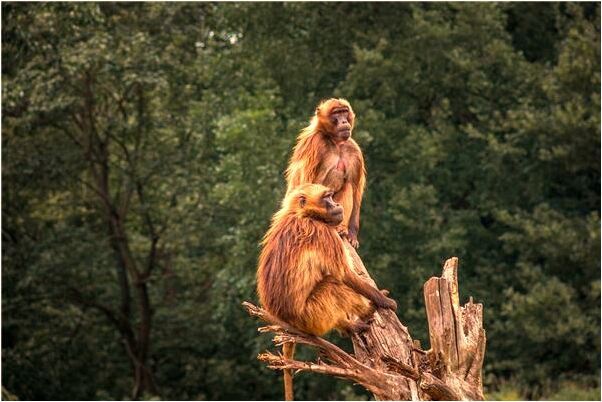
[342,273,397,311]
[349,145,365,235]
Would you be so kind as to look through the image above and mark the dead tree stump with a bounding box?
[422,258,486,400]
[243,253,486,401]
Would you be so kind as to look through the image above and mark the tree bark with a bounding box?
[68,74,161,399]
[422,257,485,400]
[244,254,486,401]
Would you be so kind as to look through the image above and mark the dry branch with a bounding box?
[243,255,486,401]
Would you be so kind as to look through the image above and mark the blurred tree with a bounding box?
[2,2,231,398]
[491,5,600,395]
[2,2,599,400]
[338,3,599,398]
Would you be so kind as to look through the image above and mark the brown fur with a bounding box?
[257,183,396,336]
[285,98,366,248]
[257,184,397,400]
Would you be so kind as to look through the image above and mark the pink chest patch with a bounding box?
[336,157,346,171]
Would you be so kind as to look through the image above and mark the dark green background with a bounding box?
[2,3,600,400]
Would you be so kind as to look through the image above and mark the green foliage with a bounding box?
[546,382,601,401]
[485,379,601,401]
[2,2,599,400]
[486,381,525,401]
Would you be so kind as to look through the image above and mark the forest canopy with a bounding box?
[2,2,600,400]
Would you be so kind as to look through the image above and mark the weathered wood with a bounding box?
[244,256,486,401]
[345,243,419,400]
[242,301,401,399]
[423,257,486,400]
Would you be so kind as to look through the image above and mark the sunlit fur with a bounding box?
[285,98,366,247]
[257,183,372,336]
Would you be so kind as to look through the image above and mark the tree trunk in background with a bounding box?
[245,254,486,401]
[422,258,485,400]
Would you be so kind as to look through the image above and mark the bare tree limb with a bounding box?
[244,256,486,401]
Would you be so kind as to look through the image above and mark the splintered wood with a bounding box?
[423,257,486,400]
[244,254,486,401]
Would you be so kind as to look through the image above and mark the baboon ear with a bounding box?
[315,107,320,115]
[299,195,306,208]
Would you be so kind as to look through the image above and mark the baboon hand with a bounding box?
[348,232,360,249]
[351,320,370,334]
[377,295,397,311]
[336,225,348,238]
